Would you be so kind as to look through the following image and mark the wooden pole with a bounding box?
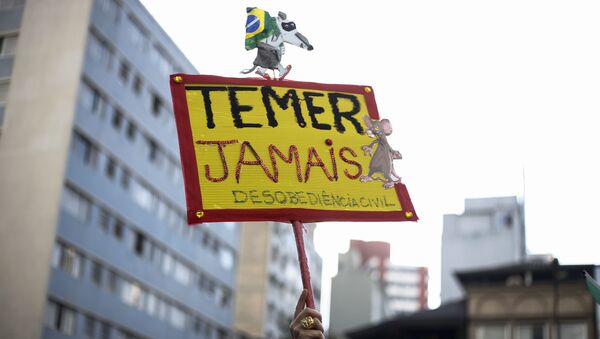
[291,220,316,309]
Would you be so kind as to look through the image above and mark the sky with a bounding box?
[140,0,600,327]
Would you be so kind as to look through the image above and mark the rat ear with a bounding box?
[363,116,376,137]
[362,115,374,130]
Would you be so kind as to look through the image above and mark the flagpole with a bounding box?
[291,220,316,309]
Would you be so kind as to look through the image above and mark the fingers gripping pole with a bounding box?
[292,220,316,309]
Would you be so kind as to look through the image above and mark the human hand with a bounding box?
[289,290,325,339]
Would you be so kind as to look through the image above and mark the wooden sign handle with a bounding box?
[291,220,316,309]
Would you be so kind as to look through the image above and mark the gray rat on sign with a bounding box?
[360,115,402,189]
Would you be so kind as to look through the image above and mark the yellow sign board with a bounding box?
[170,74,417,224]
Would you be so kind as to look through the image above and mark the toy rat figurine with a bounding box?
[242,8,313,80]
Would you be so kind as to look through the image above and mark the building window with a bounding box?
[121,279,144,310]
[99,208,111,232]
[112,109,123,130]
[150,244,163,268]
[167,207,179,228]
[0,81,8,114]
[560,323,587,339]
[145,292,157,317]
[105,156,117,179]
[71,132,98,167]
[132,76,142,95]
[219,246,234,270]
[90,88,104,114]
[119,61,130,85]
[121,168,130,189]
[211,238,219,254]
[151,94,163,117]
[197,273,207,292]
[150,45,174,77]
[79,82,104,114]
[514,323,547,339]
[162,158,181,183]
[127,16,149,52]
[206,279,216,296]
[202,231,211,248]
[87,33,113,70]
[61,186,91,222]
[476,325,507,339]
[100,322,111,339]
[156,199,168,221]
[53,243,83,278]
[162,252,173,274]
[217,328,228,339]
[113,218,124,240]
[193,318,203,335]
[126,121,136,141]
[218,288,231,308]
[97,0,120,23]
[84,315,96,338]
[169,305,186,330]
[146,137,158,161]
[108,270,119,294]
[203,322,213,338]
[173,260,192,286]
[156,297,168,321]
[131,179,154,211]
[91,260,103,286]
[152,148,164,167]
[51,242,61,267]
[44,300,76,336]
[134,232,146,256]
[0,34,18,57]
[503,214,514,228]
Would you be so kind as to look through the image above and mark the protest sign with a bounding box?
[170,74,417,225]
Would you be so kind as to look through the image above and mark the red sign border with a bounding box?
[169,74,418,224]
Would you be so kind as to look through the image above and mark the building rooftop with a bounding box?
[456,260,594,286]
[346,300,466,339]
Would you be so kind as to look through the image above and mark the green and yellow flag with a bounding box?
[245,7,279,50]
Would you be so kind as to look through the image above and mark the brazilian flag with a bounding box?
[245,7,279,51]
[584,271,600,305]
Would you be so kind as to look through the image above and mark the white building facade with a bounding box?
[384,266,428,315]
[330,240,428,337]
[441,196,526,304]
